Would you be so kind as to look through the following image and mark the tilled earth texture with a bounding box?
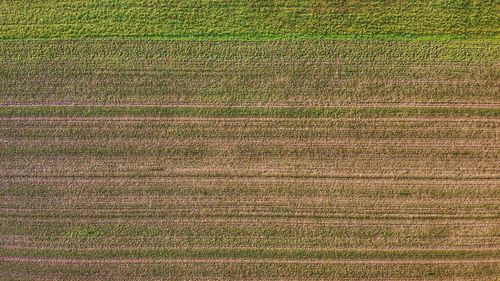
[1,1,499,280]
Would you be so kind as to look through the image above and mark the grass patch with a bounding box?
[3,247,500,260]
[1,106,499,118]
[0,0,498,40]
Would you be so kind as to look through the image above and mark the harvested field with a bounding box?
[1,1,499,280]
[1,109,499,279]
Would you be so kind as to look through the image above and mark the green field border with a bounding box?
[1,106,499,118]
[1,34,499,42]
[2,247,500,260]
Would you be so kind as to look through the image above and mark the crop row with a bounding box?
[1,40,499,105]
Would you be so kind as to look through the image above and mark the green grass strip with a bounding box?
[2,247,500,261]
[1,0,498,40]
[2,34,499,42]
[1,106,498,118]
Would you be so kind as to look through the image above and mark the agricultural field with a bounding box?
[1,0,498,40]
[1,1,500,280]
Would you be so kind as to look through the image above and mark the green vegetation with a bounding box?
[1,105,499,118]
[0,0,498,40]
[1,40,499,105]
[2,261,499,280]
[4,247,500,260]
